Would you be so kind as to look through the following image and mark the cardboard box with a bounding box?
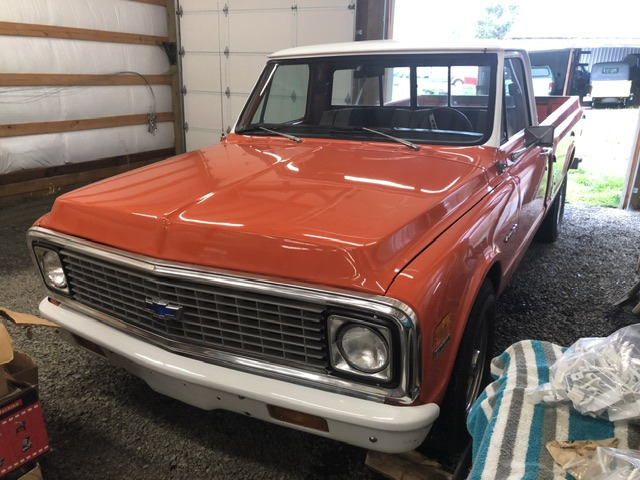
[0,385,49,478]
[0,325,13,398]
[0,312,51,479]
[18,463,42,480]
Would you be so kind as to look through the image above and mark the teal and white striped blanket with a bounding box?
[467,340,640,479]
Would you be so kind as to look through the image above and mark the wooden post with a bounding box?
[562,49,575,96]
[355,0,392,41]
[622,109,640,210]
[166,0,186,154]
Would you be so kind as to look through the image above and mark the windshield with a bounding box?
[236,53,497,146]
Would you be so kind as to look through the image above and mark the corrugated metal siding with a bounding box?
[581,47,640,69]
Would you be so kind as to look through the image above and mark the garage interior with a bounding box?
[1,1,640,479]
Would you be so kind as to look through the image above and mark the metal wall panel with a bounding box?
[585,47,640,70]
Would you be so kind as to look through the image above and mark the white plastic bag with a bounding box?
[528,324,640,421]
[568,447,640,479]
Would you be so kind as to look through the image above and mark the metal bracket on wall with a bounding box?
[291,4,298,12]
[147,113,157,134]
[348,1,355,9]
[224,47,230,58]
[176,5,183,17]
[225,87,231,99]
[184,122,189,133]
[179,46,185,57]
[223,4,228,16]
[181,85,187,95]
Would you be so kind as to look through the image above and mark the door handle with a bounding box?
[540,147,554,156]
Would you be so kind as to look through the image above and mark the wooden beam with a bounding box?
[0,148,174,187]
[0,112,173,138]
[355,0,391,41]
[0,21,168,46]
[0,150,175,203]
[0,73,171,87]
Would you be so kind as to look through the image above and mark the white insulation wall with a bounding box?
[0,0,174,176]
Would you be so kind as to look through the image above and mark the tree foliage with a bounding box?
[475,3,519,39]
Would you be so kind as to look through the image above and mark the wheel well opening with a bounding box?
[486,263,501,295]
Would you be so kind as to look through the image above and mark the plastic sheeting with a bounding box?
[1,0,175,176]
[1,38,170,75]
[1,85,172,124]
[0,0,167,36]
[0,124,175,174]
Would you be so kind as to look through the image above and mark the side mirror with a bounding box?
[510,125,555,162]
[524,125,554,148]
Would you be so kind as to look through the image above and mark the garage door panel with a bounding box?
[228,54,266,95]
[228,95,249,129]
[180,13,219,52]
[180,0,223,11]
[228,10,294,53]
[297,8,354,45]
[183,54,221,92]
[186,130,220,152]
[228,0,292,11]
[297,0,354,7]
[179,2,355,152]
[184,93,222,131]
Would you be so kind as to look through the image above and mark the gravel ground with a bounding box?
[0,195,639,479]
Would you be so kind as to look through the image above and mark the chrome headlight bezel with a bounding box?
[328,314,394,383]
[33,245,70,294]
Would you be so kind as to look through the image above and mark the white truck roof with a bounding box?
[269,39,510,60]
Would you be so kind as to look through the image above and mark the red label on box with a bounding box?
[0,387,49,477]
[0,401,22,418]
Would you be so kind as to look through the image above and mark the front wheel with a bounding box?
[535,177,567,243]
[425,280,495,453]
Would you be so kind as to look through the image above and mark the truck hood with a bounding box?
[39,135,492,294]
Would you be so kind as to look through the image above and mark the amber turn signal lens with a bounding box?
[267,405,329,432]
[433,313,452,356]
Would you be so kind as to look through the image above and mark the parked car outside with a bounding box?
[532,65,554,96]
[589,61,634,107]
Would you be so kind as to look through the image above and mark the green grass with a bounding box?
[566,168,625,208]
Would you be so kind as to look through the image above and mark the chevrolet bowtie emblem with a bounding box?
[144,298,183,320]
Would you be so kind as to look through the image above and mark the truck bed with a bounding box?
[535,96,578,124]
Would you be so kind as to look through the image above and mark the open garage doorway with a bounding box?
[571,107,640,208]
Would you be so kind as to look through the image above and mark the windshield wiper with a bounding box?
[361,127,420,151]
[258,126,302,143]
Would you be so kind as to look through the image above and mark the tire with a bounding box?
[424,280,495,453]
[535,177,567,243]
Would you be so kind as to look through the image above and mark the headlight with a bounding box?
[339,325,389,373]
[34,247,69,292]
[328,315,393,382]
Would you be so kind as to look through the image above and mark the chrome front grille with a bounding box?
[59,250,328,370]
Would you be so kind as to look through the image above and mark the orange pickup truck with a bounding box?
[28,41,582,453]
